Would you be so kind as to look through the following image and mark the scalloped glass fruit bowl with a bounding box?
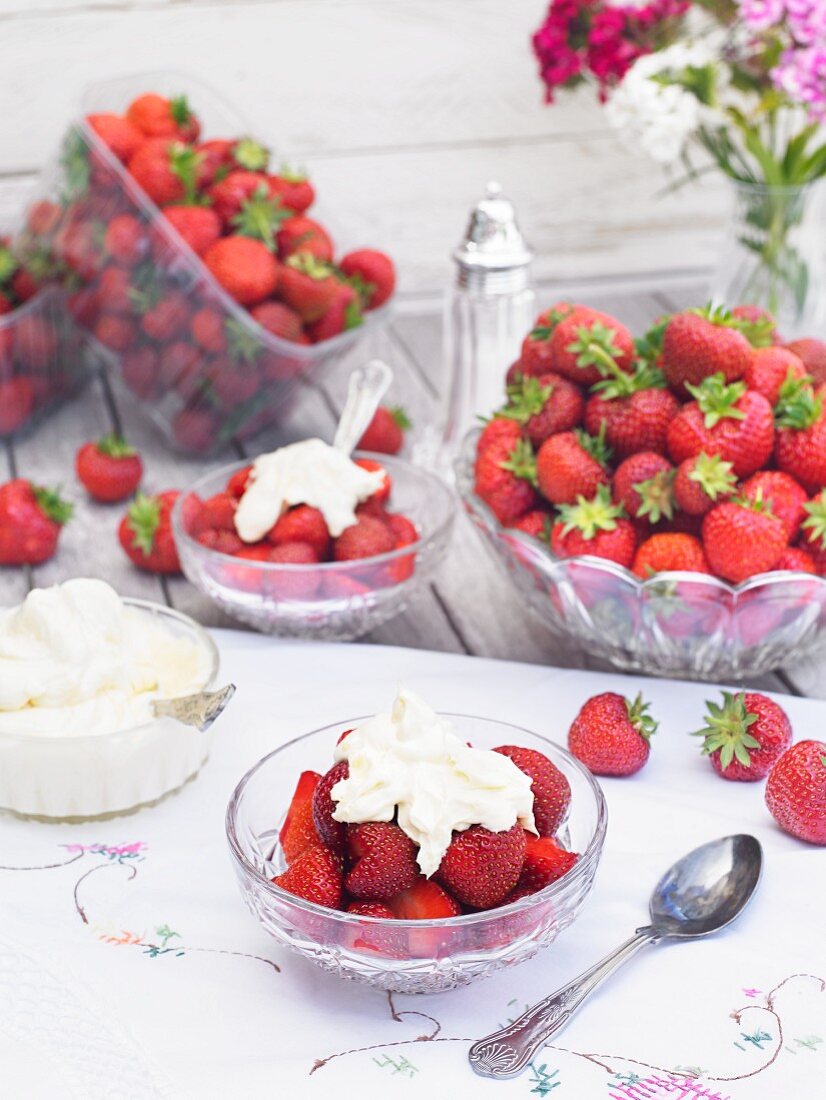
[456,429,826,680]
[226,714,606,994]
[172,453,455,640]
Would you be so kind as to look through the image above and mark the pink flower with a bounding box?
[739,0,787,30]
[773,44,826,119]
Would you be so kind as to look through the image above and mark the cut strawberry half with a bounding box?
[516,835,579,894]
[279,770,322,864]
[387,878,461,920]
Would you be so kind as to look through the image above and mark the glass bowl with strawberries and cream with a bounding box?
[0,578,220,821]
[172,440,455,639]
[226,687,606,993]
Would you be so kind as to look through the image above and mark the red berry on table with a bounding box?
[344,822,419,901]
[0,479,72,565]
[584,362,679,460]
[279,770,322,864]
[765,740,826,845]
[203,235,280,307]
[312,760,349,854]
[126,92,200,142]
[268,165,315,214]
[333,515,396,561]
[702,496,788,584]
[568,691,656,776]
[661,307,752,395]
[387,878,462,920]
[612,451,675,525]
[666,373,774,478]
[773,373,826,494]
[784,337,826,387]
[515,834,579,893]
[694,690,792,782]
[493,745,571,836]
[740,470,808,541]
[76,434,142,503]
[118,490,181,574]
[272,844,343,908]
[500,373,584,447]
[357,405,411,455]
[435,822,527,909]
[550,307,635,387]
[535,427,610,506]
[744,347,807,405]
[632,532,710,578]
[673,452,737,516]
[474,425,538,524]
[551,485,638,569]
[339,249,396,309]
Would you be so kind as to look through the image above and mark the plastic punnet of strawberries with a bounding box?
[271,689,580,944]
[472,302,826,585]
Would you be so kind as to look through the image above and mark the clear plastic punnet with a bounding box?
[15,72,391,455]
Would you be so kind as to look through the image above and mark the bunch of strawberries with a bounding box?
[273,736,578,928]
[473,301,826,584]
[16,90,395,453]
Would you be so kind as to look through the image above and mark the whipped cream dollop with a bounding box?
[234,438,385,543]
[0,579,211,737]
[331,687,536,877]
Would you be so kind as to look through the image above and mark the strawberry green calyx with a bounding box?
[286,252,333,280]
[231,184,288,251]
[688,302,738,329]
[687,452,737,500]
[686,373,747,428]
[575,422,612,468]
[344,300,363,331]
[774,371,823,430]
[170,95,195,128]
[633,469,675,523]
[343,270,377,308]
[499,438,538,486]
[529,304,573,343]
[126,493,161,557]
[168,142,203,205]
[693,691,761,770]
[0,244,15,284]
[226,317,262,365]
[635,316,668,365]
[802,492,826,550]
[558,484,626,539]
[34,485,73,526]
[61,128,91,202]
[625,693,658,740]
[730,313,775,348]
[277,163,308,184]
[501,376,553,424]
[390,406,412,431]
[233,138,270,172]
[97,433,135,458]
[566,320,624,377]
[590,359,666,400]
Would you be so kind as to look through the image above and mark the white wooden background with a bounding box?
[0,0,729,296]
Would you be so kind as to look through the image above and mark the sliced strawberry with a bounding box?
[516,834,579,894]
[311,760,349,853]
[272,844,342,909]
[387,878,462,919]
[347,901,395,918]
[279,770,322,864]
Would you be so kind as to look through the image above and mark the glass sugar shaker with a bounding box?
[440,181,535,458]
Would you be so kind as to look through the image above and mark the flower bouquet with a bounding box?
[532,1,826,333]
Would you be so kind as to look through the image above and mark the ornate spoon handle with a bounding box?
[468,927,658,1080]
[333,359,393,455]
[151,684,236,732]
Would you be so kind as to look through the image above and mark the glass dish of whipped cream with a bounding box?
[0,578,218,821]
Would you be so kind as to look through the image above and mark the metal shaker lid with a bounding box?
[452,181,533,271]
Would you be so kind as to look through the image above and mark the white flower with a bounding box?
[605,42,718,165]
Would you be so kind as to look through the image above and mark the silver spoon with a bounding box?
[468,833,763,1080]
[332,359,393,455]
[152,684,236,732]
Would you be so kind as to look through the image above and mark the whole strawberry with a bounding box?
[744,347,807,406]
[694,690,792,782]
[268,166,315,214]
[474,422,538,524]
[127,138,200,206]
[536,427,610,506]
[279,254,338,322]
[765,740,826,845]
[519,302,575,376]
[118,490,181,574]
[666,373,774,478]
[435,822,526,908]
[632,532,709,578]
[773,374,826,493]
[163,204,221,257]
[673,452,737,516]
[661,307,752,394]
[501,373,584,447]
[702,496,787,583]
[0,480,72,565]
[203,235,280,307]
[551,307,635,387]
[785,337,826,386]
[493,745,571,836]
[740,470,808,541]
[345,822,419,901]
[312,760,349,853]
[568,691,656,776]
[279,770,321,864]
[339,249,396,309]
[272,844,343,908]
[333,515,397,561]
[584,362,679,459]
[127,93,201,142]
[357,406,411,454]
[550,486,637,568]
[612,452,675,525]
[276,214,333,263]
[76,434,142,503]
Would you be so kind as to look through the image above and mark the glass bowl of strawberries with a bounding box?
[455,300,826,680]
[172,451,455,639]
[226,708,607,994]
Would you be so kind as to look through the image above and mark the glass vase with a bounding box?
[711,181,826,337]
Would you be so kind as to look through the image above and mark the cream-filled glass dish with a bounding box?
[0,579,219,821]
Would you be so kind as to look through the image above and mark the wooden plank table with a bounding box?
[5,274,823,701]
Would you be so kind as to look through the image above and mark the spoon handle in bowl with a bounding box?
[333,359,393,455]
[468,926,658,1079]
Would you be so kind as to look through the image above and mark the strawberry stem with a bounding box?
[34,485,73,526]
